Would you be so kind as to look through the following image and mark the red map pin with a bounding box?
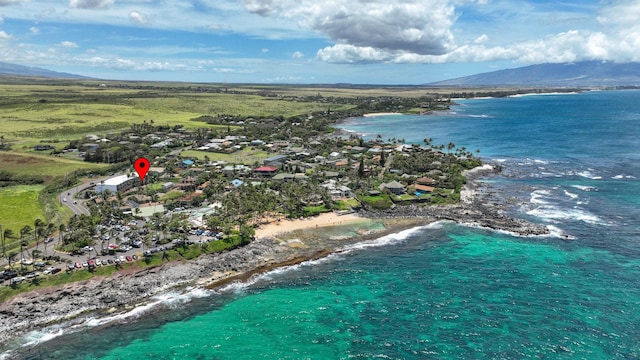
[134,157,150,182]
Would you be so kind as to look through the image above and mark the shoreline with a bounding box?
[362,112,404,117]
[0,163,548,354]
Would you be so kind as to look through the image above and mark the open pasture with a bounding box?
[0,83,353,144]
[0,185,46,237]
[0,152,106,179]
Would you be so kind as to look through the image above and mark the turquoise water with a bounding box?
[10,90,640,359]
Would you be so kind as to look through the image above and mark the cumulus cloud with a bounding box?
[292,51,304,59]
[30,27,40,34]
[69,0,115,9]
[261,48,269,53]
[129,10,148,24]
[0,30,13,40]
[60,40,79,48]
[0,0,29,6]
[474,34,488,44]
[243,0,456,55]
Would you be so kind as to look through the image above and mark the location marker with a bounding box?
[134,157,150,182]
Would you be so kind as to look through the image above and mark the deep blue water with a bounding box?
[6,90,640,359]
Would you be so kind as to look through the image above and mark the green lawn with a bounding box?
[0,185,46,239]
[181,148,271,165]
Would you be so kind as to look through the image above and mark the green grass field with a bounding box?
[0,152,107,179]
[181,148,271,164]
[0,185,46,236]
[0,83,353,146]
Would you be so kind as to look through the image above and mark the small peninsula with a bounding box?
[0,82,550,351]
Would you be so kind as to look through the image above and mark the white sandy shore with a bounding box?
[255,212,364,239]
[362,112,403,117]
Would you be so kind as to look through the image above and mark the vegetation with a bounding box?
[0,79,490,299]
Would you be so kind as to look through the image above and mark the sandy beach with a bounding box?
[255,212,365,239]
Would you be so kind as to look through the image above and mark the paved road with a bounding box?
[59,174,119,215]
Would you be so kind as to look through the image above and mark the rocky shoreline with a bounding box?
[0,164,549,354]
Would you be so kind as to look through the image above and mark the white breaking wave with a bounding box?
[564,190,579,199]
[508,92,578,98]
[16,287,213,349]
[527,205,604,225]
[217,224,437,294]
[571,170,602,180]
[571,185,598,192]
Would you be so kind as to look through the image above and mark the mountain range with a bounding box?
[1,60,640,86]
[0,62,90,79]
[427,61,640,87]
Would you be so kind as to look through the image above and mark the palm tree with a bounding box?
[33,218,45,252]
[19,225,32,272]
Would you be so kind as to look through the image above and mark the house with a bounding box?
[379,181,406,195]
[417,177,437,185]
[253,166,278,177]
[222,164,250,176]
[272,173,309,181]
[413,184,435,193]
[263,154,287,166]
[320,180,353,200]
[34,145,54,151]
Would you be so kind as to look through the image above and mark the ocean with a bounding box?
[8,90,640,359]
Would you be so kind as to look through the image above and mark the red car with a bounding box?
[74,262,82,269]
[125,256,133,262]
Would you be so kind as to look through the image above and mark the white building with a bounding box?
[95,174,139,193]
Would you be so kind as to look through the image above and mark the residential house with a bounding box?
[379,181,406,195]
[263,154,287,166]
[253,166,278,177]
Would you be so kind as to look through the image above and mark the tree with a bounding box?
[19,225,32,272]
[0,226,13,258]
[7,251,18,270]
[33,218,45,252]
[358,157,365,178]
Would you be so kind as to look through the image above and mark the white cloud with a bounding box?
[60,40,79,48]
[261,48,269,53]
[30,27,40,34]
[0,30,13,40]
[317,44,392,63]
[474,34,488,44]
[292,51,304,59]
[129,10,148,24]
[243,0,457,55]
[69,0,115,9]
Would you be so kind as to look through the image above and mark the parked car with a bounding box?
[95,259,102,266]
[43,266,61,275]
[74,262,82,269]
[12,276,26,284]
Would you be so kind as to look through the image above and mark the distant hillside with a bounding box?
[428,61,640,87]
[0,62,90,79]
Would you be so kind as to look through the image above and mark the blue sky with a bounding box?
[0,0,638,84]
